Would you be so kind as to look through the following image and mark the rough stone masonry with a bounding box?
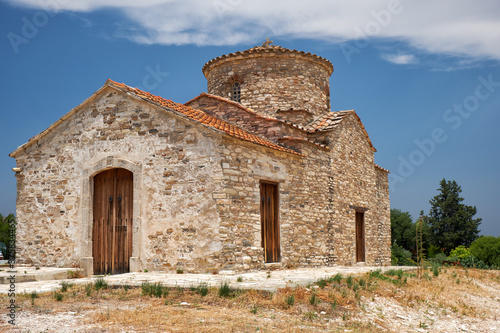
[10,42,390,275]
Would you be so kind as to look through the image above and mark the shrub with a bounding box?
[429,253,447,266]
[469,236,500,267]
[391,244,415,266]
[448,245,471,261]
[432,265,439,277]
[460,255,489,269]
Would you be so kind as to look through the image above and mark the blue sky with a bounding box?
[1,1,499,236]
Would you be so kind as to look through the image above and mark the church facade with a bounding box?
[10,42,391,275]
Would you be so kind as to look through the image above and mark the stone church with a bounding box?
[10,41,391,275]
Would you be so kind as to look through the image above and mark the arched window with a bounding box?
[228,74,243,103]
[231,82,241,103]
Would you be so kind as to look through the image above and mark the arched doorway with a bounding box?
[92,168,133,274]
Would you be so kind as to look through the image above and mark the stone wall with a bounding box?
[13,86,348,273]
[203,50,332,118]
[13,87,226,272]
[328,114,391,266]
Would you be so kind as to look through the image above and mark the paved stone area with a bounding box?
[0,265,415,294]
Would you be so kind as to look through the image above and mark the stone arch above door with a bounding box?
[80,156,142,276]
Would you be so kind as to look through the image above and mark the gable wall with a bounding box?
[13,88,227,272]
[328,115,391,266]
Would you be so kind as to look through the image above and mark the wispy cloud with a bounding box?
[381,53,418,65]
[5,0,500,63]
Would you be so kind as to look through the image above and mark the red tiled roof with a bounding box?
[203,44,334,76]
[107,80,304,156]
[185,93,280,123]
[306,110,376,152]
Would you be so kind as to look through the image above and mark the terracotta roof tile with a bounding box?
[107,80,303,156]
[202,44,334,76]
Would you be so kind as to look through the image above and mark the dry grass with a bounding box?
[2,267,499,332]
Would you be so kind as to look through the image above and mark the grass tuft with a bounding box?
[218,281,232,298]
[141,282,169,298]
[54,292,63,301]
[196,283,209,297]
[94,277,108,291]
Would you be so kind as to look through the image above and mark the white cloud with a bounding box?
[381,53,418,65]
[5,0,500,62]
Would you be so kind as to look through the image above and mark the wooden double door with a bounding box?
[92,168,133,275]
[260,182,280,263]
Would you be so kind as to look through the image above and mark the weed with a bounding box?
[315,278,328,289]
[237,276,243,282]
[456,279,460,284]
[423,272,432,281]
[85,284,92,296]
[144,269,148,272]
[346,275,354,289]
[433,265,439,277]
[330,300,337,309]
[60,281,72,293]
[197,283,209,297]
[123,284,130,292]
[250,305,259,314]
[303,311,317,321]
[384,269,404,279]
[54,292,63,301]
[94,277,108,290]
[30,291,38,305]
[219,281,232,298]
[332,273,343,283]
[176,268,184,274]
[358,278,366,288]
[141,282,169,298]
[309,292,319,306]
[266,272,271,279]
[285,294,295,306]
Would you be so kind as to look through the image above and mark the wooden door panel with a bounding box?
[93,168,133,275]
[356,212,365,262]
[261,182,280,263]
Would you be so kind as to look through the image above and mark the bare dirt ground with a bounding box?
[1,267,499,332]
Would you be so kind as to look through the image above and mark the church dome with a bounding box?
[202,40,334,119]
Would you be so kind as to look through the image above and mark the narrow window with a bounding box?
[260,182,280,263]
[355,211,365,262]
[231,82,241,103]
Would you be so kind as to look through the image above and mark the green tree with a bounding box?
[427,179,481,254]
[390,209,415,251]
[0,213,16,260]
[469,236,500,267]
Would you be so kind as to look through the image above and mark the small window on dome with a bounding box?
[231,82,241,103]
